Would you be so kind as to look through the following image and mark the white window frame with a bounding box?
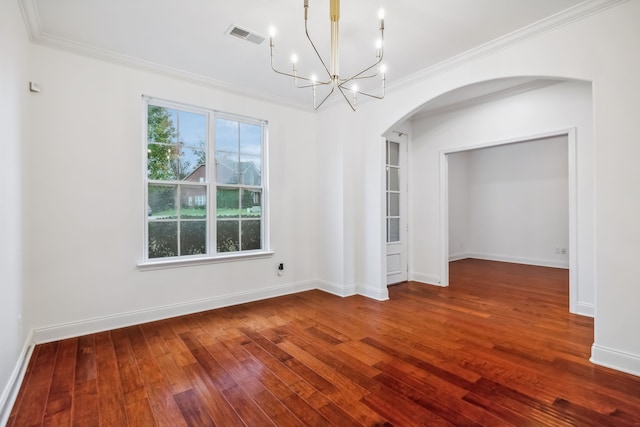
[139,97,271,270]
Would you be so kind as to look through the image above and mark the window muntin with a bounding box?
[144,99,267,261]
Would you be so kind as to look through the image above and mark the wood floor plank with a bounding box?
[8,342,58,427]
[9,259,640,426]
[216,339,306,426]
[94,332,129,426]
[125,325,188,427]
[174,389,215,427]
[180,362,245,426]
[222,384,275,426]
[373,361,508,426]
[42,338,77,426]
[70,380,98,427]
[139,323,193,395]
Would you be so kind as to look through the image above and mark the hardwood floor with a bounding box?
[8,259,640,426]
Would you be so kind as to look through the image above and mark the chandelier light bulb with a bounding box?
[376,38,382,49]
[311,74,317,83]
[268,26,276,38]
[380,64,387,74]
[352,84,358,93]
[378,8,385,20]
[291,53,299,64]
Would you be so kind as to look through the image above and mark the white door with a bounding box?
[386,136,408,285]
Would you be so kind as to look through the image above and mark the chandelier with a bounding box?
[269,0,386,111]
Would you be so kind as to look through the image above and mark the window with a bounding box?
[144,98,267,262]
[386,140,400,243]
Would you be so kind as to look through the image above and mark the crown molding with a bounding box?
[18,0,44,41]
[388,0,628,94]
[19,0,627,112]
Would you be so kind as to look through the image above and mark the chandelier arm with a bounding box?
[314,85,336,110]
[352,88,385,100]
[336,85,357,111]
[269,41,298,78]
[295,80,331,89]
[339,26,384,87]
[270,46,331,86]
[270,44,332,90]
[339,51,383,87]
[304,13,332,78]
[339,73,379,83]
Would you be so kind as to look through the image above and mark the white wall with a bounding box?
[318,1,640,375]
[23,45,318,341]
[0,0,29,421]
[448,135,570,269]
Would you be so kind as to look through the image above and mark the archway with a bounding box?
[383,77,594,316]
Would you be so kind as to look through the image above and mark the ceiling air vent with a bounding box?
[226,25,266,46]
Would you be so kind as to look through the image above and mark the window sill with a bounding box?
[138,251,274,271]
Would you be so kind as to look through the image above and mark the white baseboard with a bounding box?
[591,344,640,378]
[316,280,389,301]
[458,252,569,269]
[448,252,469,262]
[411,272,445,287]
[576,302,595,318]
[32,278,394,344]
[316,280,357,297]
[0,330,35,427]
[357,284,389,301]
[32,280,317,344]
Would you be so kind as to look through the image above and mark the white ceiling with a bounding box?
[21,0,591,109]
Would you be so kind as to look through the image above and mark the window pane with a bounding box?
[216,188,240,218]
[240,123,262,156]
[389,167,399,191]
[215,118,239,153]
[239,154,261,185]
[177,110,206,147]
[149,222,178,258]
[148,184,177,219]
[180,185,206,218]
[215,151,239,184]
[148,105,177,143]
[147,143,179,180]
[388,218,400,243]
[388,141,399,166]
[241,220,261,250]
[217,220,239,252]
[178,146,206,180]
[181,221,206,255]
[389,193,400,217]
[241,189,261,218]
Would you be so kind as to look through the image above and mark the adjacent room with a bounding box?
[2,0,640,425]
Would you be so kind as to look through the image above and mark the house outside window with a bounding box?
[144,98,267,261]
